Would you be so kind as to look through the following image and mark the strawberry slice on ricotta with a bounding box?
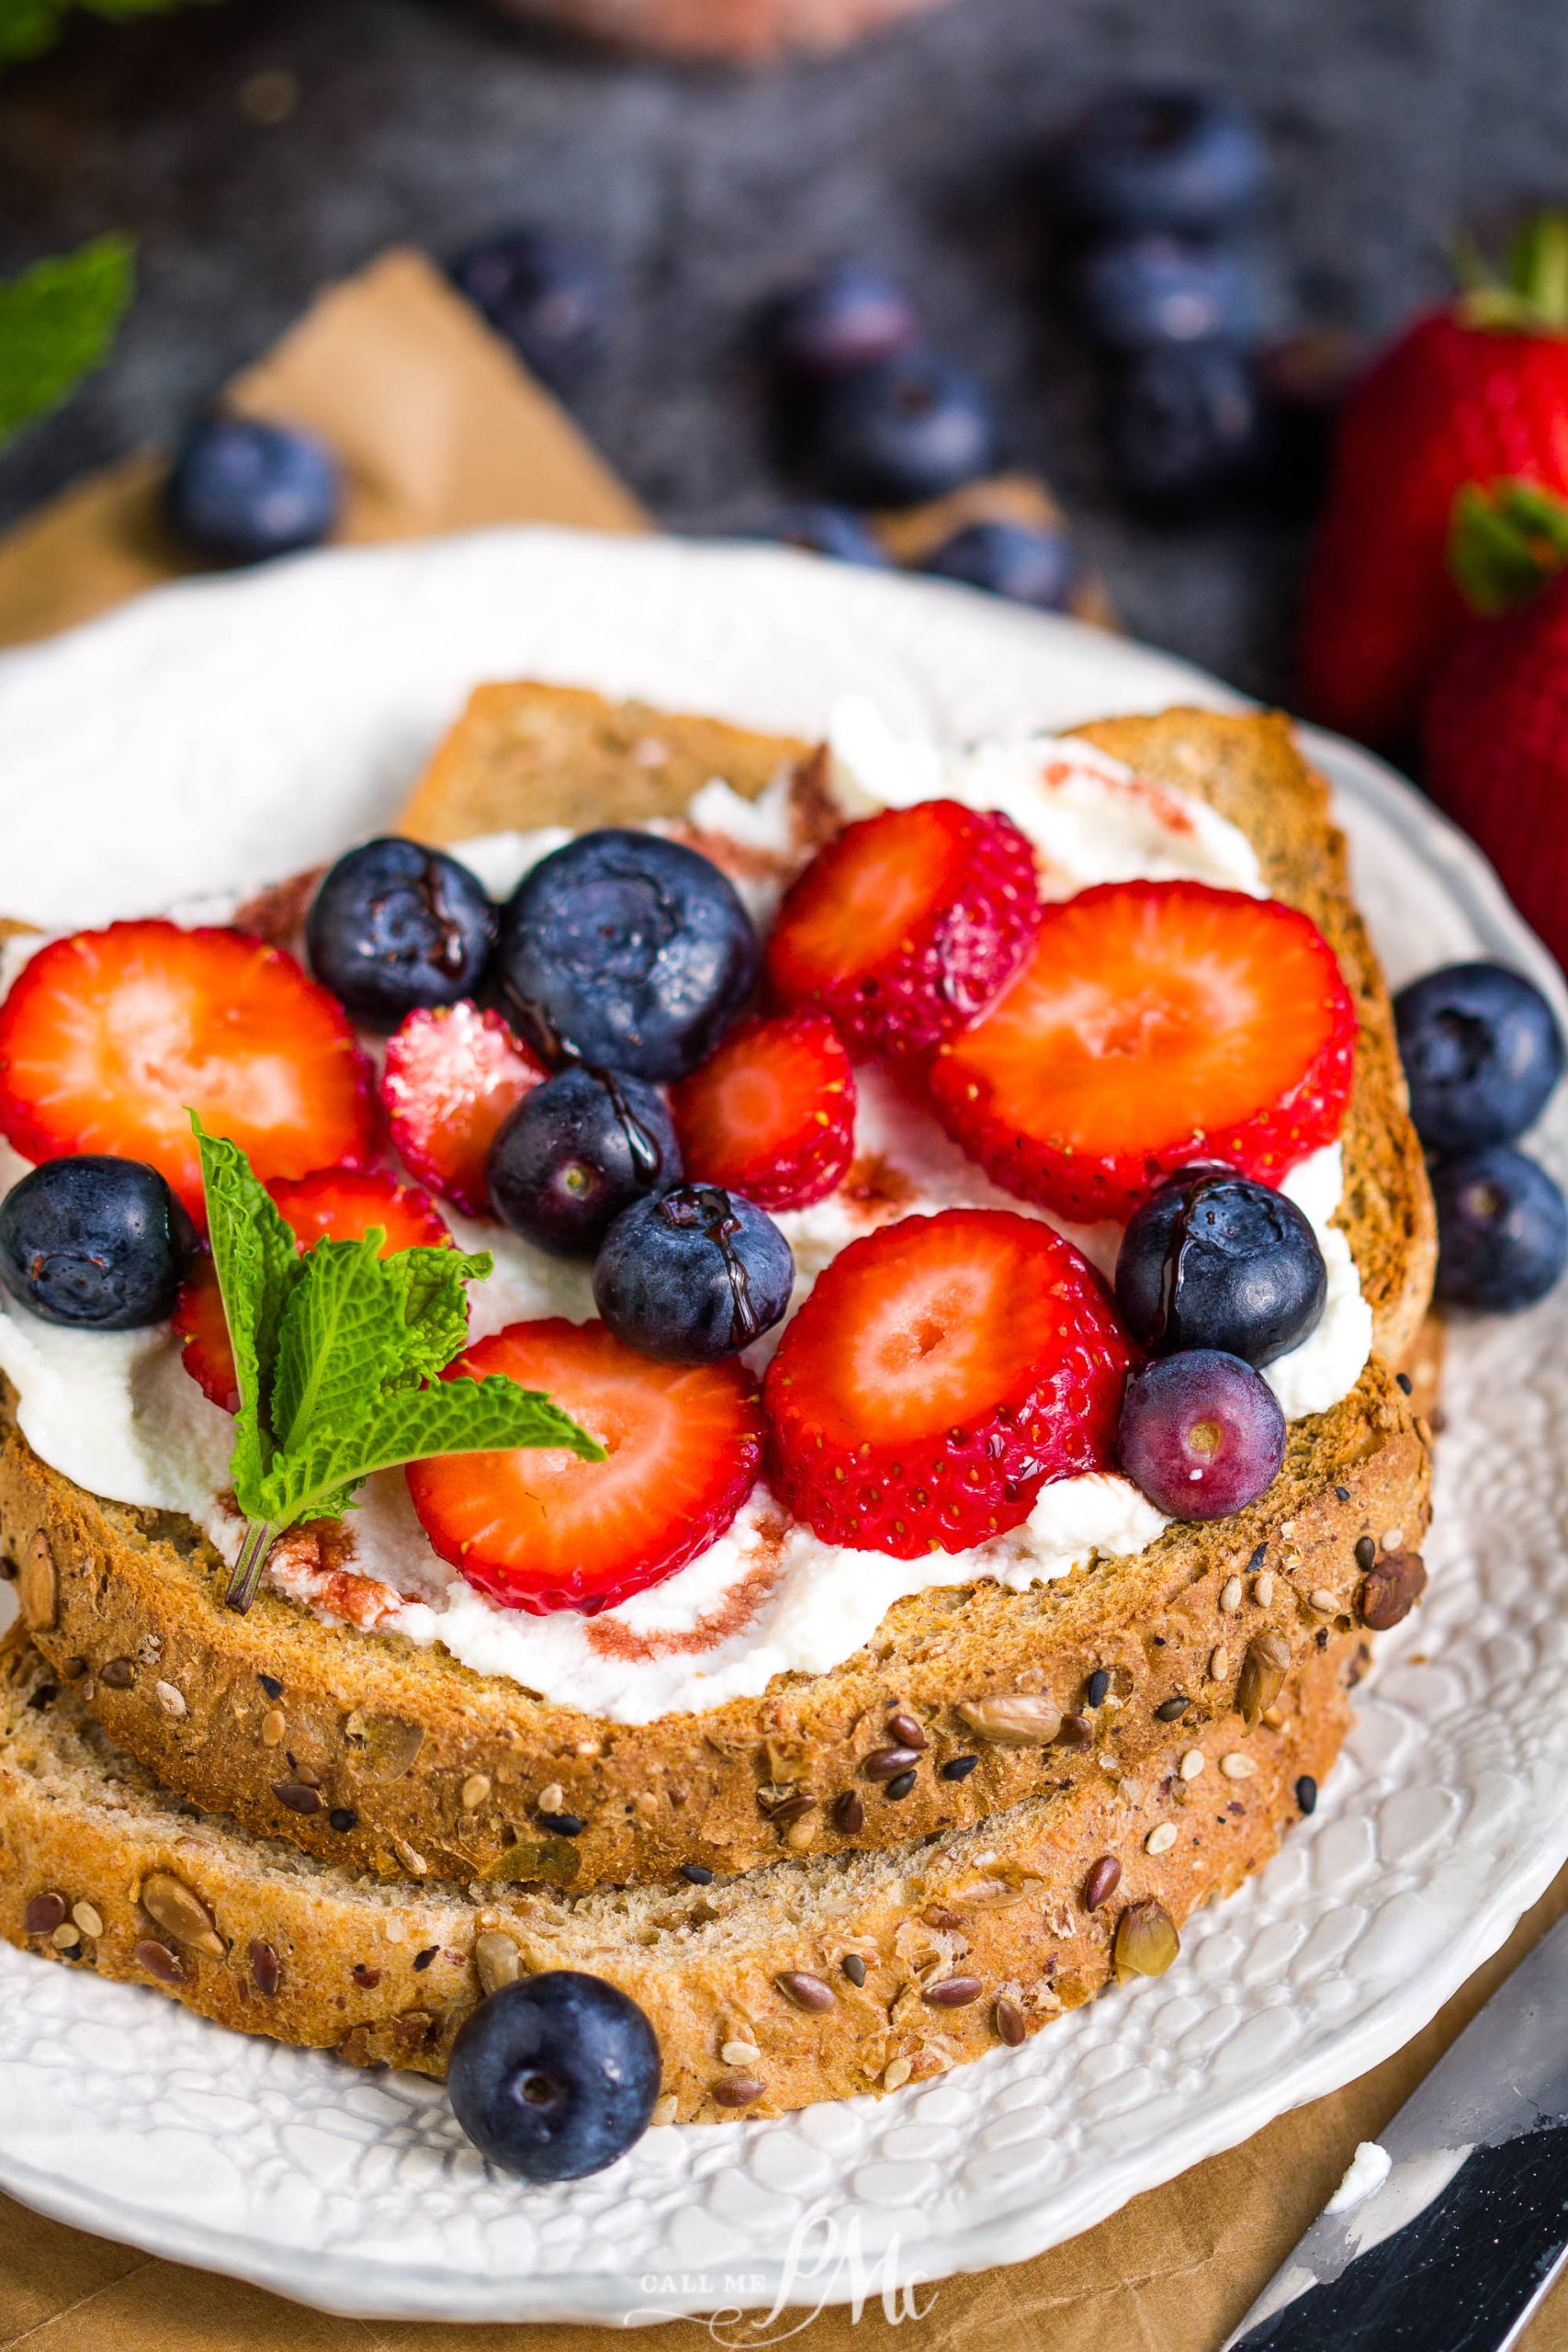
[406,1317,762,1615]
[0,921,375,1219]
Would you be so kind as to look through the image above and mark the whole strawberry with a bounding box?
[1422,477,1568,968]
[1298,214,1568,747]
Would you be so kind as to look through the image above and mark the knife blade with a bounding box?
[1224,1907,1568,2352]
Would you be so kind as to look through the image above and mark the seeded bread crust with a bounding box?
[0,1360,1428,1894]
[0,695,1435,1892]
[0,1628,1358,2121]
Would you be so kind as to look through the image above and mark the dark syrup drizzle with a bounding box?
[663,1184,761,1349]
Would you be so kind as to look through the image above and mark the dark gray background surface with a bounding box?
[0,0,1562,700]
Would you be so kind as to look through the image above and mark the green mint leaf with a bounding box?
[268,1233,411,1456]
[191,1114,298,1510]
[254,1374,604,1529]
[0,234,135,446]
[381,1243,493,1387]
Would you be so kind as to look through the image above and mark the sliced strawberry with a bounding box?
[763,1207,1133,1557]
[379,1000,547,1216]
[405,1317,762,1614]
[0,922,374,1219]
[928,881,1358,1224]
[265,1167,450,1253]
[671,1012,855,1213]
[173,1256,241,1413]
[763,799,1040,1058]
[175,1167,452,1410]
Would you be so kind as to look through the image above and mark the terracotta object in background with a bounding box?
[481,0,950,62]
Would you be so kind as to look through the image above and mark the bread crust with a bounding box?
[0,696,1435,1892]
[0,1627,1359,2121]
[2,1363,1428,1890]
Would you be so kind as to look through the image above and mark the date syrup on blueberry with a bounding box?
[666,1183,761,1347]
[593,1065,663,1187]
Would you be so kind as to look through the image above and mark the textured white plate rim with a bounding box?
[0,526,1562,2324]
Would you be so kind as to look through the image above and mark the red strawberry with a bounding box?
[175,1167,452,1409]
[929,881,1356,1224]
[671,1012,855,1212]
[380,1000,546,1216]
[1298,213,1568,745]
[763,1207,1132,1557]
[265,1166,450,1253]
[1422,478,1568,967]
[0,921,373,1219]
[172,1258,242,1414]
[763,798,1039,1057]
[405,1317,762,1614]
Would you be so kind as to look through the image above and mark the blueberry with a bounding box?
[768,261,921,378]
[810,351,997,507]
[1431,1146,1568,1312]
[497,831,759,1084]
[306,838,498,1034]
[1116,1170,1325,1367]
[446,1972,660,2182]
[1117,1348,1286,1519]
[488,1066,680,1258]
[921,519,1077,612]
[1108,342,1269,511]
[1054,87,1266,236]
[766,503,892,567]
[1076,234,1259,352]
[450,228,608,390]
[1394,961,1564,1154]
[593,1183,794,1363]
[165,417,341,567]
[0,1156,194,1329]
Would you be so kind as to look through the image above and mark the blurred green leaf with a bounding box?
[0,0,218,66]
[0,233,135,447]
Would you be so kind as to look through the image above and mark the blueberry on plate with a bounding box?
[447,1971,660,2182]
[768,260,921,378]
[1054,87,1266,236]
[165,416,342,567]
[810,350,997,507]
[1431,1145,1568,1312]
[0,1156,194,1329]
[1117,1347,1286,1519]
[1075,234,1259,352]
[497,831,759,1083]
[766,502,892,567]
[1393,961,1564,1154]
[922,518,1078,612]
[488,1065,680,1258]
[306,838,498,1034]
[593,1182,795,1363]
[449,227,608,390]
[1107,342,1269,511]
[1115,1170,1325,1366]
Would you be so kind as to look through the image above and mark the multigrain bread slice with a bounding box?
[1,1362,1430,1894]
[0,1625,1359,2121]
[0,695,1436,1893]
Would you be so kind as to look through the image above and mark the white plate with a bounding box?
[0,529,1564,2326]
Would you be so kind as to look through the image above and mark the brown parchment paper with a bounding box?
[0,243,1564,2351]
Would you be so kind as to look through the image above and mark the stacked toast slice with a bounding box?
[0,690,1436,2120]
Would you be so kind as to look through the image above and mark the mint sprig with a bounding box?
[192,1118,604,1612]
[0,233,135,447]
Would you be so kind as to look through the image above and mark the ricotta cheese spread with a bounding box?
[0,700,1374,1724]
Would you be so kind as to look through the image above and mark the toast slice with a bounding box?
[0,1625,1359,2122]
[0,695,1434,1894]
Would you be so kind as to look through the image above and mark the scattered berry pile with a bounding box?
[1393,960,1567,1311]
